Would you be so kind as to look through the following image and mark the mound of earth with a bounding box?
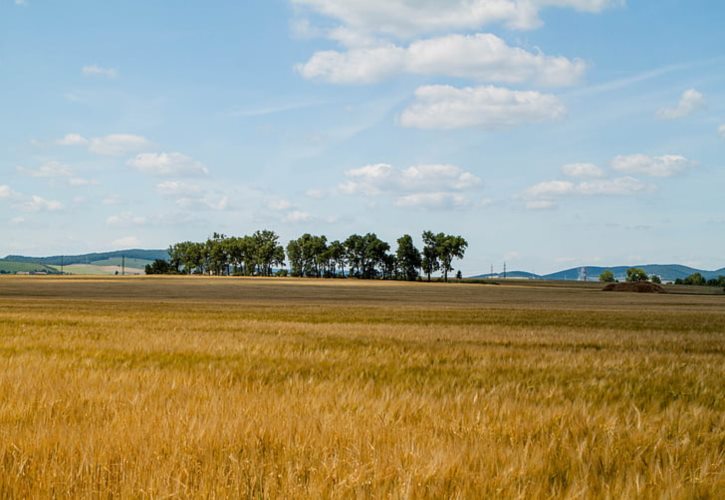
[602,282,667,293]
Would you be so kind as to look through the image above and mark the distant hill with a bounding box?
[0,260,60,274]
[472,264,725,282]
[2,249,169,267]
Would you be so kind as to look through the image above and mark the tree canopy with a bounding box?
[160,230,468,281]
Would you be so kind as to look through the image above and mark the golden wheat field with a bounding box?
[0,276,723,498]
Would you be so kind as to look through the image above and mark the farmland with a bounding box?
[0,276,723,497]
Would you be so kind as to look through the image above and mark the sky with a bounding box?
[1,0,724,275]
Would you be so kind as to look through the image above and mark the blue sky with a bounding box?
[1,0,724,275]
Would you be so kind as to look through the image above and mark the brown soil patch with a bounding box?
[603,282,667,293]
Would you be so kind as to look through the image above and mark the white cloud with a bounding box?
[305,188,327,199]
[14,0,27,6]
[522,176,651,209]
[106,212,147,227]
[10,216,26,225]
[16,161,97,187]
[67,177,98,187]
[128,153,209,177]
[89,134,150,156]
[268,199,293,211]
[719,125,725,139]
[297,33,585,86]
[657,89,704,120]
[56,133,88,146]
[155,181,203,196]
[400,85,565,129]
[292,0,622,38]
[395,192,470,209]
[17,161,72,178]
[0,185,13,199]
[612,154,695,177]
[338,162,483,209]
[112,236,140,248]
[82,65,118,79]
[561,162,603,178]
[339,163,481,195]
[57,133,150,156]
[525,199,557,210]
[284,210,312,223]
[102,195,122,205]
[17,195,63,213]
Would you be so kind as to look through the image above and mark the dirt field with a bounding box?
[0,276,723,497]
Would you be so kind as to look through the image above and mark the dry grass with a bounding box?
[0,276,723,498]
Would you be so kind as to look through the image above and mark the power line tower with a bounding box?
[578,266,588,281]
[503,262,507,279]
[122,255,125,276]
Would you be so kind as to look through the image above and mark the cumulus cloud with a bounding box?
[284,210,313,223]
[112,236,140,248]
[297,33,585,86]
[155,180,229,211]
[82,65,118,79]
[106,212,147,227]
[57,133,150,156]
[17,161,73,178]
[339,163,481,195]
[395,192,470,209]
[16,161,97,187]
[292,0,622,38]
[657,89,704,120]
[338,162,483,209]
[561,162,604,178]
[523,176,650,209]
[56,133,88,146]
[400,85,565,129]
[719,124,725,138]
[0,185,13,199]
[128,153,210,177]
[17,195,63,213]
[612,154,695,177]
[89,134,149,156]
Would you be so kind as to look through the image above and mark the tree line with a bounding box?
[599,268,725,287]
[147,230,468,282]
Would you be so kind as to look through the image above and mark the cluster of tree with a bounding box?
[599,268,662,284]
[158,230,468,281]
[674,273,725,287]
[167,231,285,276]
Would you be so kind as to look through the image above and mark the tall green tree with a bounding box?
[437,234,468,282]
[396,234,422,281]
[626,267,648,282]
[599,270,615,283]
[421,231,440,282]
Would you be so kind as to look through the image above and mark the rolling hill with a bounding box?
[473,264,725,282]
[2,249,168,267]
[0,261,60,274]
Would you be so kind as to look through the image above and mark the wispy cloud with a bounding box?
[82,65,119,79]
[656,89,705,120]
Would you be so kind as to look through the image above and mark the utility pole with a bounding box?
[490,264,493,278]
[503,262,507,279]
[122,255,125,276]
[60,255,64,275]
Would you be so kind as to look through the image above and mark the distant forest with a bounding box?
[149,231,467,282]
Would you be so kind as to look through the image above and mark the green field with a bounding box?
[48,263,145,275]
[0,276,722,497]
[0,260,58,274]
[88,257,155,268]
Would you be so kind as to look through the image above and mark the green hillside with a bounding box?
[3,249,169,266]
[0,261,59,274]
[90,257,155,268]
